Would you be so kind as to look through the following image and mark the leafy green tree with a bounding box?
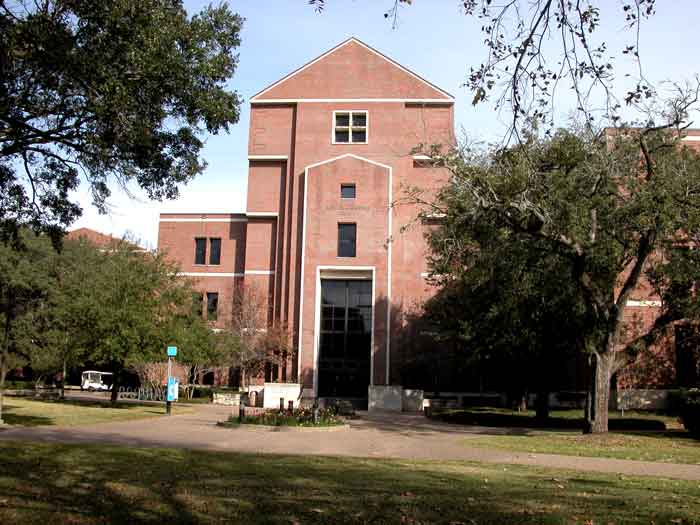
[0,232,55,423]
[0,0,243,244]
[422,117,700,433]
[70,241,196,403]
[422,232,590,419]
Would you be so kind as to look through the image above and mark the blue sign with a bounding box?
[167,346,177,357]
[167,377,179,402]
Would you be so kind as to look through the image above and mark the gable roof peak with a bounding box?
[250,37,454,102]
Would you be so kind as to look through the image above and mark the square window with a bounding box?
[206,292,219,321]
[194,238,206,265]
[333,111,367,144]
[338,223,356,258]
[341,184,356,199]
[209,238,221,265]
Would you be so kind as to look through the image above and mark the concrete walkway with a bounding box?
[1,403,699,480]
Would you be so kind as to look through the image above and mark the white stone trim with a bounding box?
[252,98,453,104]
[246,212,279,218]
[244,270,275,275]
[159,217,247,223]
[626,299,663,307]
[250,37,454,101]
[682,136,700,142]
[248,155,289,161]
[299,154,393,390]
[180,272,244,277]
[313,266,376,397]
[412,154,432,161]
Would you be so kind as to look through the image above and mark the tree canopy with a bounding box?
[0,0,243,244]
[419,117,700,432]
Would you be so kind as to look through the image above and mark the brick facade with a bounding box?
[157,38,697,397]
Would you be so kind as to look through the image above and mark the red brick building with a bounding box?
[158,38,699,408]
[158,38,453,405]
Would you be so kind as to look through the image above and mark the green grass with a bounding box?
[0,397,191,426]
[0,441,698,524]
[433,406,681,431]
[466,431,700,465]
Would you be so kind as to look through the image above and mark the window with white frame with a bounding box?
[333,111,367,144]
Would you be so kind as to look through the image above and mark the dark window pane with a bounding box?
[341,184,356,199]
[338,223,356,257]
[335,129,349,143]
[209,238,221,265]
[352,113,367,127]
[195,238,206,265]
[335,113,350,126]
[206,292,218,321]
[351,130,366,143]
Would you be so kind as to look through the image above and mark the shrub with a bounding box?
[218,407,344,427]
[678,389,700,438]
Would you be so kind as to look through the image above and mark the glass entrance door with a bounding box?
[318,279,372,397]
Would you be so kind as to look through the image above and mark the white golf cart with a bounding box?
[81,370,113,392]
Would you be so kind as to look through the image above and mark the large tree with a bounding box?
[0,0,243,244]
[0,232,56,423]
[421,117,700,433]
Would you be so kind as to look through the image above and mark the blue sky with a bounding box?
[71,0,700,248]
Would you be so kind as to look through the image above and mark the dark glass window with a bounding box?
[194,238,206,265]
[209,238,221,265]
[206,292,219,321]
[338,223,356,257]
[341,184,356,199]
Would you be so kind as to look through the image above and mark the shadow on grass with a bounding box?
[0,441,697,524]
[1,406,54,427]
[432,408,667,431]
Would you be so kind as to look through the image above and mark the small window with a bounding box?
[194,238,207,265]
[338,223,357,258]
[206,292,219,321]
[341,184,356,199]
[334,111,367,144]
[209,238,221,265]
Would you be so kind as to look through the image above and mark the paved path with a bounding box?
[1,404,699,480]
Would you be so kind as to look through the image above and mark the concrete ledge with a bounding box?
[262,383,302,409]
[368,385,402,412]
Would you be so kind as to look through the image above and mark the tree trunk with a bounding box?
[585,351,614,434]
[110,371,120,405]
[0,345,7,425]
[535,390,550,421]
[60,356,67,400]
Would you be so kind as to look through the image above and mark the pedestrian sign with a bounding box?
[167,346,177,357]
[167,377,179,402]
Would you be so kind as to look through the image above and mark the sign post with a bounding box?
[166,346,178,415]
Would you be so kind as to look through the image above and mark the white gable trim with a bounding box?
[250,37,454,102]
[251,98,453,105]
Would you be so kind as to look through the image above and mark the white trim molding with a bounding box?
[627,299,663,307]
[250,37,454,102]
[412,154,432,161]
[298,153,393,390]
[180,272,243,277]
[312,266,376,397]
[682,136,700,142]
[252,98,453,105]
[246,212,279,218]
[248,155,289,161]
[159,217,247,223]
[244,270,275,275]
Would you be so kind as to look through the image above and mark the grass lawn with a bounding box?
[466,431,700,465]
[0,442,698,524]
[0,397,191,426]
[433,406,682,431]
